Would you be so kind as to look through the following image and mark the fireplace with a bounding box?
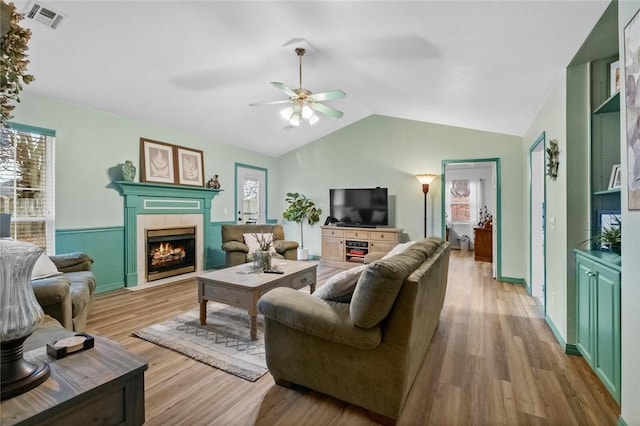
[146,226,196,282]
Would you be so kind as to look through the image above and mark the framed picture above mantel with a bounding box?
[176,146,204,187]
[140,138,175,185]
[139,138,205,187]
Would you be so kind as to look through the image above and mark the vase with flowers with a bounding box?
[252,229,274,271]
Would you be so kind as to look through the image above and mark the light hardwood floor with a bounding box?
[86,251,619,425]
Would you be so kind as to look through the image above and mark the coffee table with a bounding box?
[197,260,317,340]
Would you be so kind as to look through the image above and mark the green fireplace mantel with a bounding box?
[114,181,222,286]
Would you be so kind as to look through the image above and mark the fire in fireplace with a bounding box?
[146,226,196,281]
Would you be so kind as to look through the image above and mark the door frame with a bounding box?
[528,132,547,312]
[441,158,501,279]
[234,163,268,224]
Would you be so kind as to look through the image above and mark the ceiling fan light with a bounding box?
[289,112,301,126]
[301,104,314,119]
[309,114,319,125]
[280,106,293,120]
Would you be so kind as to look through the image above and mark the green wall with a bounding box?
[12,92,279,229]
[276,114,526,280]
[11,92,279,291]
[523,77,572,344]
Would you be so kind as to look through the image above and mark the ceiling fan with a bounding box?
[250,47,346,127]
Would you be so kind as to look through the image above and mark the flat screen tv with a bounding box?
[329,187,388,227]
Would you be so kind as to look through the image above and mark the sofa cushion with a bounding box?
[49,252,94,273]
[381,241,417,260]
[32,252,62,279]
[313,265,366,303]
[403,237,442,259]
[350,249,426,328]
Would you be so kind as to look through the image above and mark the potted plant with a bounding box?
[1,1,35,125]
[578,214,621,255]
[282,192,322,260]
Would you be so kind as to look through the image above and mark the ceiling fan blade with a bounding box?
[310,90,346,102]
[271,82,298,98]
[249,100,292,107]
[310,102,344,118]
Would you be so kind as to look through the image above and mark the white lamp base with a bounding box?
[297,247,309,261]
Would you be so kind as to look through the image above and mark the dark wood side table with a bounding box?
[1,336,148,425]
[474,227,493,262]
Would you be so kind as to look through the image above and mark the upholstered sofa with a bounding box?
[221,224,299,267]
[31,252,96,332]
[257,237,450,423]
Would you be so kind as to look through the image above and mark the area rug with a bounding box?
[131,304,267,382]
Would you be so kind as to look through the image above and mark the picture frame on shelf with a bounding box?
[608,164,621,190]
[140,138,176,184]
[176,146,204,187]
[596,210,621,251]
[609,59,620,95]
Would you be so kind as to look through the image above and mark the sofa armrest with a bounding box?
[31,276,74,330]
[273,240,298,253]
[50,252,94,273]
[257,287,381,349]
[221,241,249,253]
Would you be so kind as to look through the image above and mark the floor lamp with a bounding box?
[415,174,437,238]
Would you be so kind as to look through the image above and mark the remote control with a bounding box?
[264,269,284,274]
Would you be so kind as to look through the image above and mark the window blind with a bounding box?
[0,126,55,252]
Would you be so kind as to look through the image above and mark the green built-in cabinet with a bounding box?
[575,249,621,402]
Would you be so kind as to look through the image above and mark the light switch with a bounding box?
[550,216,556,230]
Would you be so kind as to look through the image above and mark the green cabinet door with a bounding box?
[575,256,594,366]
[594,261,621,401]
[574,250,621,403]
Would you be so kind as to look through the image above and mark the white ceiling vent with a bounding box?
[24,1,67,30]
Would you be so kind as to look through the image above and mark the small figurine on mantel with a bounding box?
[207,175,221,189]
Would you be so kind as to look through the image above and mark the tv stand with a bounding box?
[320,225,403,267]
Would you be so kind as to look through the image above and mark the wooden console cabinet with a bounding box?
[474,227,492,262]
[321,226,403,266]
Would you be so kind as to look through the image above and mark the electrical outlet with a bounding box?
[550,216,556,230]
[223,207,228,215]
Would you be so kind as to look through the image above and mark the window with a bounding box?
[0,124,55,252]
[242,177,259,224]
[449,180,471,223]
[447,179,483,225]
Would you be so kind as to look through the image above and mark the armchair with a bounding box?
[31,252,96,331]
[221,224,298,267]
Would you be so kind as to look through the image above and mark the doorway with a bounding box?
[529,133,546,310]
[235,164,267,224]
[442,159,500,279]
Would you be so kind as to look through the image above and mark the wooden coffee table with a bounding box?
[197,261,317,340]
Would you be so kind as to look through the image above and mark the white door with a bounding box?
[236,165,266,224]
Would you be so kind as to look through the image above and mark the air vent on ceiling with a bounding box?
[24,1,67,30]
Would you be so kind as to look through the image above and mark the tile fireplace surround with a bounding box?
[115,181,221,288]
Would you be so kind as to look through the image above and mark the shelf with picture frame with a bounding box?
[590,56,621,223]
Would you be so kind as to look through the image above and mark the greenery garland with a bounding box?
[1,1,35,125]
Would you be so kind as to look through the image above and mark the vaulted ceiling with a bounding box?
[15,1,609,156]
